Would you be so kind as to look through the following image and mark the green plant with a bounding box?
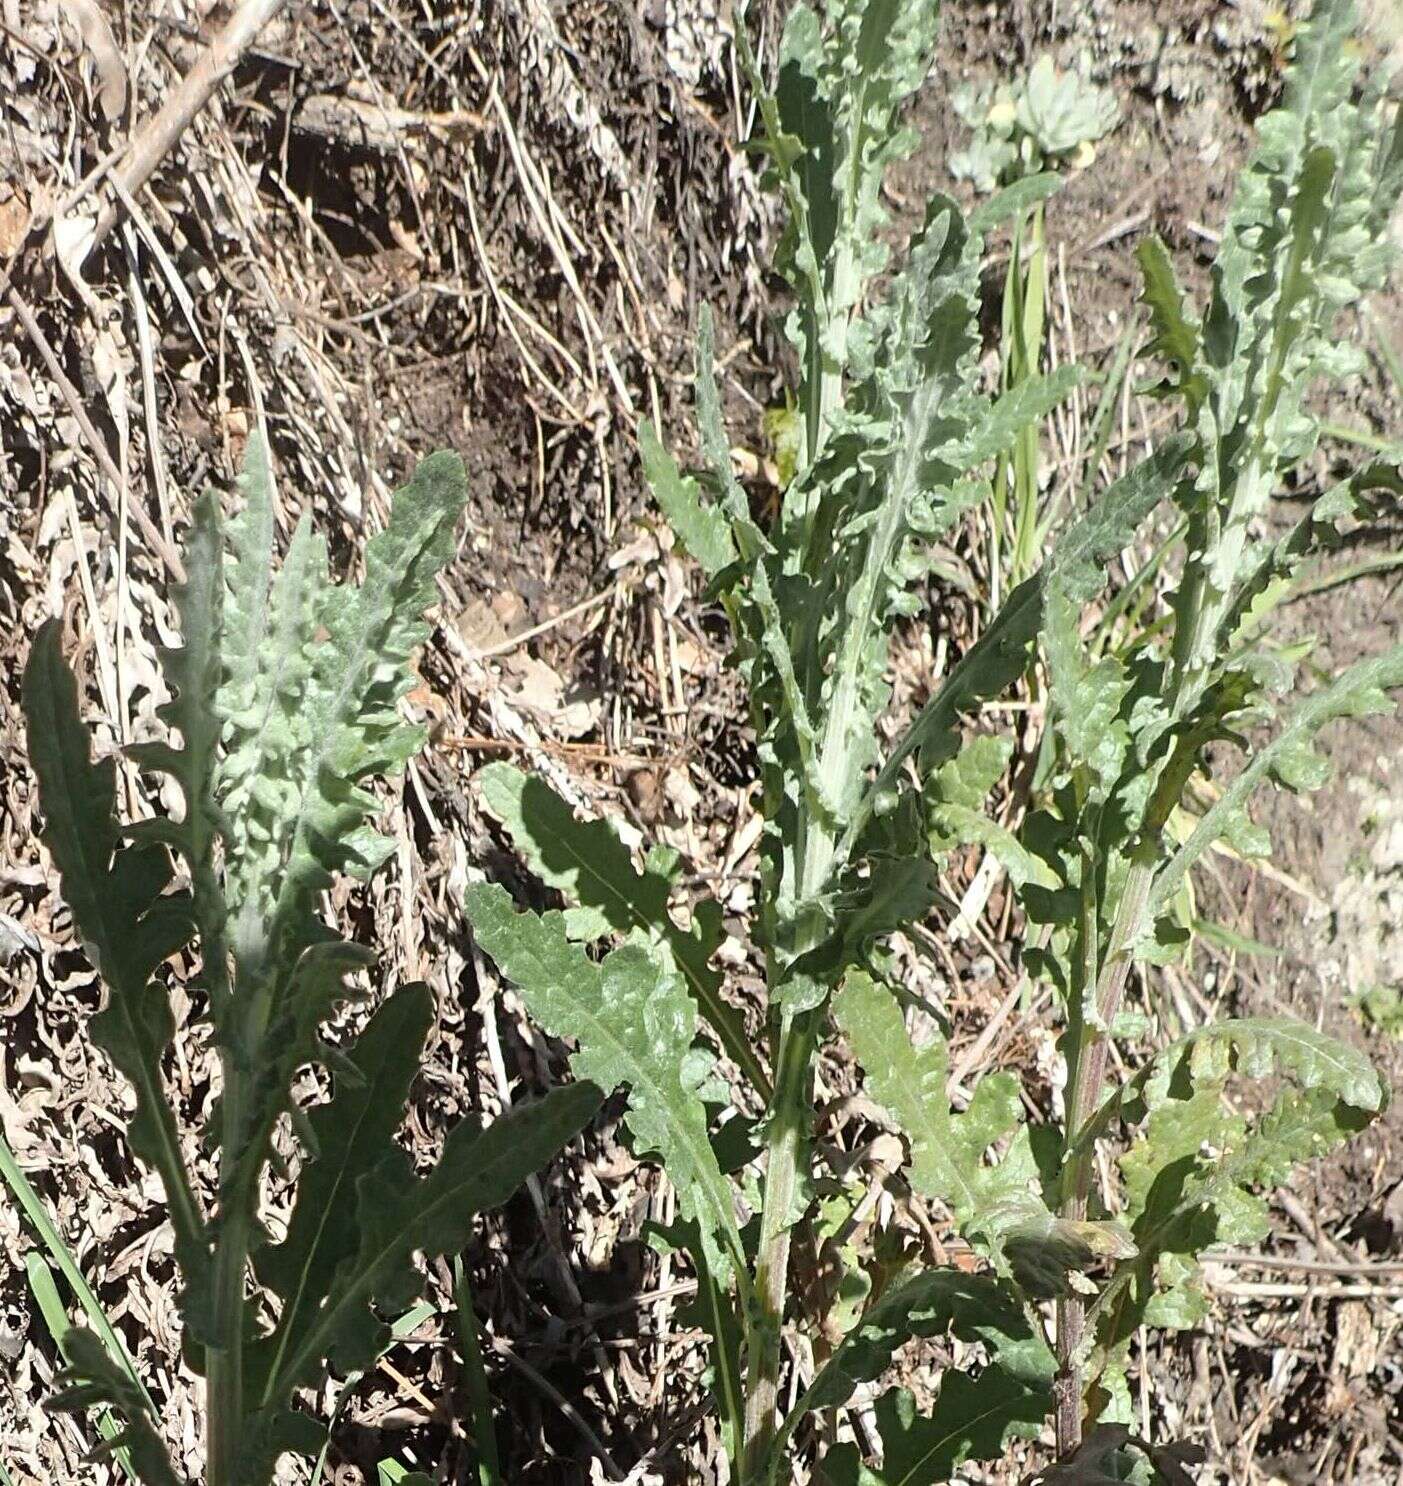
[20,440,600,1484]
[950,58,1120,196]
[468,1,1402,1481]
[952,58,1122,603]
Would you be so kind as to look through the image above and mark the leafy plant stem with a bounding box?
[743,1008,816,1482]
[1053,837,1156,1453]
[206,1059,253,1486]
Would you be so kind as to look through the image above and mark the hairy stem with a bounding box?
[205,1055,251,1486]
[743,1008,817,1481]
[1054,841,1156,1455]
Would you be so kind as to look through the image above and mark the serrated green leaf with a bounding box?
[219,508,329,932]
[824,1370,1049,1486]
[639,419,736,578]
[1135,236,1204,405]
[477,763,768,1097]
[772,1265,1052,1476]
[1149,647,1403,921]
[466,882,745,1282]
[48,1328,187,1486]
[811,195,1019,832]
[1044,577,1131,800]
[860,433,1194,845]
[219,429,277,743]
[925,737,1056,888]
[265,451,466,953]
[22,623,207,1290]
[126,490,230,1010]
[936,364,1083,472]
[1080,1013,1386,1370]
[835,971,1008,1226]
[836,972,1134,1302]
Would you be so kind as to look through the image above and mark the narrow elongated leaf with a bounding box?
[219,510,329,929]
[694,305,755,526]
[811,196,1012,830]
[126,491,230,1007]
[967,172,1061,235]
[466,883,744,1280]
[858,433,1194,844]
[268,452,466,949]
[477,763,768,1096]
[248,984,434,1404]
[251,1080,600,1444]
[219,430,277,735]
[1148,646,1403,920]
[742,0,944,424]
[22,624,206,1282]
[937,365,1083,471]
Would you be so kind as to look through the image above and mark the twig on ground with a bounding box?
[89,0,290,255]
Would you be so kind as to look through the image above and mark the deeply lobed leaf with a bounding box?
[466,882,746,1283]
[23,624,207,1290]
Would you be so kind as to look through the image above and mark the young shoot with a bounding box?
[23,441,599,1485]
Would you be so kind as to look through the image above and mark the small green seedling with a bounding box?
[950,57,1120,194]
[22,444,599,1484]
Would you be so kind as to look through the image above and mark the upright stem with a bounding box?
[1053,843,1156,1455]
[743,781,836,1480]
[742,1015,815,1482]
[206,1052,251,1486]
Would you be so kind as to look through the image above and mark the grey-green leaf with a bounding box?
[245,449,466,978]
[1149,646,1403,921]
[466,882,745,1282]
[477,762,768,1096]
[639,419,736,577]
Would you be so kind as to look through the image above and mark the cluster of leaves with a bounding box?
[469,0,1402,1482]
[23,446,599,1485]
[950,56,1120,194]
[23,1,1403,1483]
[1016,0,1403,1419]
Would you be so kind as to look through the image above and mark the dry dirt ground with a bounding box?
[2,2,1403,1483]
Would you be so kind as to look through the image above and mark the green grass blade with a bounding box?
[25,1254,139,1483]
[452,1259,502,1486]
[1,1130,149,1406]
